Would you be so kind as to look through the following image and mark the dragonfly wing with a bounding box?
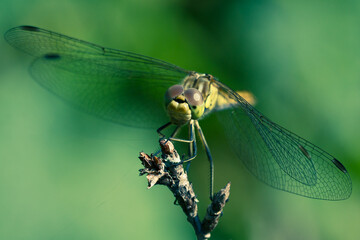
[5,26,189,128]
[215,81,352,200]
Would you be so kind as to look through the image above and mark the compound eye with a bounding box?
[184,88,203,106]
[165,85,184,100]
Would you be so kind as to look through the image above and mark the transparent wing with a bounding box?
[215,81,352,200]
[5,26,189,128]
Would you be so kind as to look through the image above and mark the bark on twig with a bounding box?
[138,140,231,239]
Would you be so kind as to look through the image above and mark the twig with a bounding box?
[202,182,231,235]
[138,139,231,239]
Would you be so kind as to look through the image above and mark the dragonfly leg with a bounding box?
[153,122,173,156]
[185,120,194,173]
[183,120,197,164]
[156,121,197,163]
[169,125,181,139]
[156,122,182,156]
[157,122,172,139]
[195,121,214,201]
[169,122,198,162]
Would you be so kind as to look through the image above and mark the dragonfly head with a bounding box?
[165,84,205,125]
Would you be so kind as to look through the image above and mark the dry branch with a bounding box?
[138,139,231,239]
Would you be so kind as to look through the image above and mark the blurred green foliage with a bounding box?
[0,0,359,239]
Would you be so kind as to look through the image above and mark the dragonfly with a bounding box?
[5,26,352,201]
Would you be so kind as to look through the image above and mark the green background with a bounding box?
[0,0,359,239]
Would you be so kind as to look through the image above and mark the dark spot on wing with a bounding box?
[332,158,347,173]
[298,144,311,160]
[44,53,61,60]
[20,26,39,32]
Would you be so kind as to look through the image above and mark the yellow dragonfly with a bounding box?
[5,26,352,201]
